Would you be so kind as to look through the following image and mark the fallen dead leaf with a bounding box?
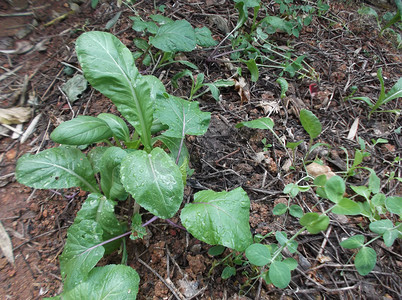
[234,77,250,104]
[0,221,14,266]
[256,100,280,116]
[347,117,359,140]
[0,107,32,125]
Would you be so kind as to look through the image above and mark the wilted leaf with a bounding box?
[234,77,250,104]
[61,74,88,103]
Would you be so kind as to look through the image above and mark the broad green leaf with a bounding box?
[75,194,126,253]
[131,213,147,241]
[195,27,217,47]
[287,240,298,253]
[385,196,402,215]
[283,257,298,270]
[245,243,271,266]
[289,205,303,218]
[368,170,381,194]
[205,79,235,101]
[154,94,211,138]
[283,183,299,198]
[87,147,107,174]
[299,109,322,139]
[325,176,345,203]
[371,193,386,208]
[60,265,139,299]
[269,261,291,288]
[142,75,166,102]
[208,245,225,256]
[355,247,376,276]
[59,220,105,291]
[149,14,173,25]
[91,0,99,9]
[276,77,288,99]
[50,116,113,145]
[156,135,190,168]
[383,228,400,247]
[369,219,393,235]
[340,235,365,249]
[97,113,130,142]
[299,213,329,234]
[244,59,259,82]
[351,185,371,200]
[181,187,253,251]
[194,73,205,94]
[149,20,196,52]
[15,147,98,193]
[99,147,128,201]
[120,148,184,219]
[273,203,287,215]
[133,37,149,51]
[275,231,288,246]
[221,266,236,279]
[261,16,292,35]
[130,16,158,34]
[358,6,379,19]
[76,31,154,151]
[331,198,361,215]
[236,117,274,130]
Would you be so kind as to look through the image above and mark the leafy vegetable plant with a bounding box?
[15,31,253,298]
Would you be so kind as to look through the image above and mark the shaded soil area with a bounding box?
[0,0,401,299]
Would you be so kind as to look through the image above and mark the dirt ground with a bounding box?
[0,0,401,299]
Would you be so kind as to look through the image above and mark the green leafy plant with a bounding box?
[349,68,401,118]
[171,70,234,101]
[281,170,402,276]
[15,31,253,298]
[130,14,216,69]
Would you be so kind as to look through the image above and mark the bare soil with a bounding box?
[0,0,401,299]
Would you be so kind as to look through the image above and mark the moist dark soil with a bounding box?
[0,0,401,299]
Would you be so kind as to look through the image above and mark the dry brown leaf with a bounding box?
[347,117,359,140]
[0,221,14,266]
[256,101,280,116]
[306,162,335,179]
[0,107,32,125]
[234,77,250,104]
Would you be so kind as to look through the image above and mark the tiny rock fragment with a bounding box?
[0,107,32,125]
[281,158,292,172]
[306,162,335,179]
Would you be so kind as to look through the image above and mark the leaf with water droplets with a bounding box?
[154,94,211,138]
[59,219,105,291]
[15,146,98,193]
[120,148,184,219]
[59,265,140,300]
[75,193,126,253]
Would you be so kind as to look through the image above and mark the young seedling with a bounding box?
[349,68,402,118]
